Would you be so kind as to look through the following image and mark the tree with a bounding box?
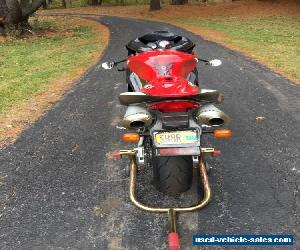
[171,0,187,4]
[88,0,102,5]
[0,0,46,35]
[149,0,160,11]
[61,0,66,8]
[43,0,52,9]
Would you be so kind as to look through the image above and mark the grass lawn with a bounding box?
[0,16,106,114]
[173,16,300,82]
[0,16,108,145]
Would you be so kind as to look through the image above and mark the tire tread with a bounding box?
[153,156,193,196]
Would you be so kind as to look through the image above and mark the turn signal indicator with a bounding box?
[122,133,140,142]
[213,129,232,139]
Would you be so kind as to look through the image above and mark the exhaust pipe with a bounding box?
[122,105,153,129]
[196,104,230,126]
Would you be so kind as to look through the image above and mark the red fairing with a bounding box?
[127,50,199,97]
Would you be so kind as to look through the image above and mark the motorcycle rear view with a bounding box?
[102,31,232,250]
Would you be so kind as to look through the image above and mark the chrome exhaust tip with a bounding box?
[196,104,230,126]
[122,106,153,129]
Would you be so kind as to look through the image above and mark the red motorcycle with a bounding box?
[102,31,232,250]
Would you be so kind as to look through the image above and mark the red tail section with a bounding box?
[127,50,199,97]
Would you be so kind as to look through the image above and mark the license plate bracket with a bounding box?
[153,129,200,148]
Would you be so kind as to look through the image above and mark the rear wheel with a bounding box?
[152,156,193,196]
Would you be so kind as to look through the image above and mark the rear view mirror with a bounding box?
[209,59,222,67]
[101,62,114,69]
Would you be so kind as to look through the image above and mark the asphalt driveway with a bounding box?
[0,16,299,250]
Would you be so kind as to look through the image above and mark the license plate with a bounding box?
[154,130,198,146]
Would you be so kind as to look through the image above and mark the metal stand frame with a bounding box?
[117,149,212,250]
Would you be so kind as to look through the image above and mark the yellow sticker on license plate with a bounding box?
[154,130,198,145]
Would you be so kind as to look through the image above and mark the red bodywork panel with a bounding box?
[127,50,199,97]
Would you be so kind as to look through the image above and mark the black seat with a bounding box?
[126,31,195,55]
[139,31,182,43]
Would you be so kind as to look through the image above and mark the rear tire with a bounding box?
[152,156,193,196]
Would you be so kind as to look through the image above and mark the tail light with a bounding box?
[148,101,199,113]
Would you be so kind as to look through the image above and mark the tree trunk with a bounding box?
[0,0,9,23]
[0,0,7,34]
[5,0,22,24]
[61,0,66,8]
[43,0,51,9]
[149,0,160,11]
[0,0,46,35]
[171,0,187,4]
[22,0,47,20]
[88,0,99,5]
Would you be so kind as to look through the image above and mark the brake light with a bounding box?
[149,101,199,112]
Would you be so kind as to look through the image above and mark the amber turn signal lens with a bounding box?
[213,129,232,138]
[122,133,140,142]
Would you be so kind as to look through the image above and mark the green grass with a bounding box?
[0,18,101,113]
[175,16,300,81]
[30,19,59,31]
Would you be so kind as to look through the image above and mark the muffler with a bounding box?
[196,104,230,126]
[122,105,153,129]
